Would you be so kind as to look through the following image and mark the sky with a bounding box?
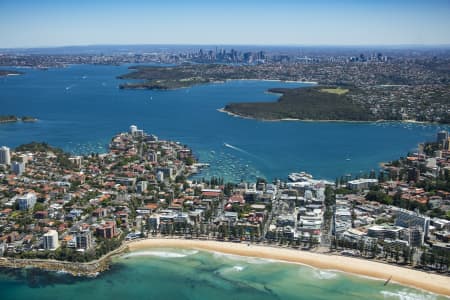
[0,0,449,48]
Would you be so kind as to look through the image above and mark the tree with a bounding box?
[33,202,46,213]
[185,157,195,166]
[365,190,393,205]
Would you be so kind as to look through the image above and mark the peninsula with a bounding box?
[0,115,37,124]
[117,64,311,90]
[222,86,374,122]
[0,69,23,77]
[118,59,450,123]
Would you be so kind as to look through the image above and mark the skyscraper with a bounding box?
[0,146,11,165]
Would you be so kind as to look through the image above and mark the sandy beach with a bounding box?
[217,108,437,125]
[128,239,450,297]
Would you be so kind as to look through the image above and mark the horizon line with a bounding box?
[2,43,450,50]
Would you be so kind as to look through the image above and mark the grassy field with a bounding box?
[319,87,349,95]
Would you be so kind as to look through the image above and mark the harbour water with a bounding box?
[0,249,446,300]
[0,64,448,182]
[1,64,450,299]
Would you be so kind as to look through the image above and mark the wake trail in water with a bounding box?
[65,84,76,91]
[223,143,251,155]
[223,142,268,168]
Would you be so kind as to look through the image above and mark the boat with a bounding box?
[288,172,313,182]
[193,163,210,168]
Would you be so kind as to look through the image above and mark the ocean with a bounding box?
[0,249,445,300]
[0,64,448,182]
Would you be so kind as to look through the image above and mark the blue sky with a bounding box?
[0,0,449,48]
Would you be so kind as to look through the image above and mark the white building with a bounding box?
[347,178,378,191]
[129,124,144,137]
[129,125,138,135]
[18,193,36,211]
[156,171,164,182]
[0,146,11,165]
[43,230,59,250]
[394,207,430,239]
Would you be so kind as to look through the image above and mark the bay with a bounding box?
[0,64,447,182]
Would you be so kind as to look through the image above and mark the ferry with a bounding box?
[288,172,313,182]
[193,163,210,168]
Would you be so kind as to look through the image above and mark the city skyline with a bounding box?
[1,0,450,48]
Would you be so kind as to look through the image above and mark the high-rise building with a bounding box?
[43,230,59,250]
[437,131,448,145]
[409,227,424,247]
[96,221,117,239]
[76,229,93,250]
[394,208,430,238]
[129,125,137,135]
[0,146,11,165]
[129,124,144,137]
[12,161,25,175]
[17,193,36,211]
[147,150,157,163]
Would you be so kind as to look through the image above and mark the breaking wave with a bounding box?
[212,252,274,264]
[123,249,198,259]
[380,289,437,300]
[312,270,338,280]
[217,265,247,275]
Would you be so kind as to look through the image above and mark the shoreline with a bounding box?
[223,78,318,85]
[0,243,128,277]
[1,238,448,296]
[127,239,450,297]
[120,78,318,91]
[217,108,440,125]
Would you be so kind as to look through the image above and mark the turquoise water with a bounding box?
[0,249,445,300]
[0,64,448,182]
